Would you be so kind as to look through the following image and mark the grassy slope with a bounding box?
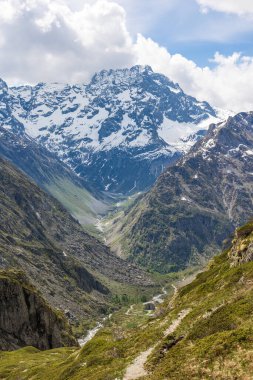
[146,252,253,379]
[2,222,253,379]
[101,193,145,259]
[45,178,109,227]
[0,300,167,380]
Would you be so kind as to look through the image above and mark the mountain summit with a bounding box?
[1,66,226,193]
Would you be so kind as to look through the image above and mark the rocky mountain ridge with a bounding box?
[115,112,253,272]
[0,66,228,193]
[0,126,109,226]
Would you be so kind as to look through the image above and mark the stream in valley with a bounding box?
[78,286,171,347]
[78,322,103,347]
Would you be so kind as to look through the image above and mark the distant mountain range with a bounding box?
[0,65,230,194]
[114,112,253,272]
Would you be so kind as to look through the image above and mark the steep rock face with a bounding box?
[119,112,253,272]
[0,270,77,351]
[0,79,24,134]
[0,66,226,193]
[0,157,153,320]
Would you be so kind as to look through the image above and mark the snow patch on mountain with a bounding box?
[0,65,232,193]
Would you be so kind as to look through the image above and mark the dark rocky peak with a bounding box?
[89,65,154,90]
[0,78,8,93]
[35,81,46,90]
[89,65,175,89]
[187,112,253,160]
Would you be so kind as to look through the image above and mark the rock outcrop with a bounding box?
[0,270,77,351]
[229,221,253,266]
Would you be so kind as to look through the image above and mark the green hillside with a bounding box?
[2,221,253,379]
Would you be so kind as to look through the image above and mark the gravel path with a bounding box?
[123,347,154,380]
[123,306,190,380]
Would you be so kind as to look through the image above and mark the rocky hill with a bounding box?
[116,112,253,272]
[0,270,77,351]
[0,66,227,194]
[0,156,153,323]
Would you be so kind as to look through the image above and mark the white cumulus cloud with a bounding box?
[196,0,253,16]
[0,0,135,84]
[0,0,253,112]
[135,34,253,112]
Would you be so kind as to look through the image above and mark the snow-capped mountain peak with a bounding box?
[0,66,230,193]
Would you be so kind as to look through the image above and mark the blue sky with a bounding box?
[120,0,253,66]
[154,12,253,66]
[0,0,252,111]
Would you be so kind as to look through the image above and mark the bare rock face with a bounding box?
[229,222,253,266]
[0,270,77,351]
